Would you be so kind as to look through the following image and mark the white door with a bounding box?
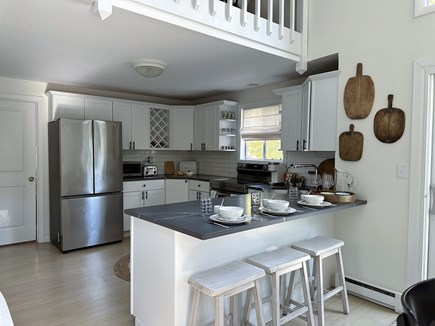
[0,99,36,245]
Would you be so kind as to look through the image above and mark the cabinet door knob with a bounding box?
[143,184,147,187]
[28,176,35,182]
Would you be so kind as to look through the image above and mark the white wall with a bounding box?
[309,1,435,293]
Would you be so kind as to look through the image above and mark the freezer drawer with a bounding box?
[60,193,123,251]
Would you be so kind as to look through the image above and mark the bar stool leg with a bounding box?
[300,262,315,326]
[188,289,201,326]
[242,289,252,325]
[215,295,224,326]
[230,294,238,326]
[252,279,266,326]
[271,273,280,325]
[336,248,350,314]
[284,271,296,308]
[315,257,325,326]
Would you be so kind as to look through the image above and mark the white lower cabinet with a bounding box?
[122,180,165,231]
[165,179,189,204]
[188,180,210,201]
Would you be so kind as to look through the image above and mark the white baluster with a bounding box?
[174,0,180,3]
[278,0,284,40]
[210,0,217,17]
[254,0,261,31]
[226,0,233,22]
[241,0,247,27]
[296,0,308,74]
[267,0,273,36]
[289,0,295,44]
[193,0,200,11]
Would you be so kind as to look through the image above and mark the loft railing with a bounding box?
[94,0,308,73]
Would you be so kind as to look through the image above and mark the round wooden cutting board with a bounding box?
[373,94,405,144]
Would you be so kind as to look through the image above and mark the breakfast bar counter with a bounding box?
[126,194,367,326]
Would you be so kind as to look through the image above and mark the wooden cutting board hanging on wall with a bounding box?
[339,124,364,161]
[343,63,375,119]
[373,94,405,143]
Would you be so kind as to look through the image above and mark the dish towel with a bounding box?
[0,292,14,326]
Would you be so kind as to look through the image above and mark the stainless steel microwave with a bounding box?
[123,161,142,177]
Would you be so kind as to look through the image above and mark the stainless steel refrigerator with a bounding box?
[48,118,123,252]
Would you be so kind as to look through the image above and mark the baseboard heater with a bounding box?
[345,277,401,312]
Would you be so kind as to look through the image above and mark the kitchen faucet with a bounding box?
[286,163,319,188]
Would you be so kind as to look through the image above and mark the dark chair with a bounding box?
[396,278,435,326]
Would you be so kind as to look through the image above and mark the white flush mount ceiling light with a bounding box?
[131,59,167,78]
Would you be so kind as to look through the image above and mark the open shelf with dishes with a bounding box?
[218,104,238,151]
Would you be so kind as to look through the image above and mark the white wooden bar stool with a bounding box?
[244,247,314,326]
[291,236,350,326]
[187,260,266,326]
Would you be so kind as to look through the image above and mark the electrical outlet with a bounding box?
[397,163,407,179]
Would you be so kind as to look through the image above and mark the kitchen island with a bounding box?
[126,195,366,326]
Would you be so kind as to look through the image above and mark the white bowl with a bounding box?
[267,200,289,211]
[301,194,324,205]
[262,198,270,208]
[185,171,193,177]
[213,205,222,214]
[218,206,244,220]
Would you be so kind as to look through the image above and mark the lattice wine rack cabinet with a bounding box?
[149,107,170,148]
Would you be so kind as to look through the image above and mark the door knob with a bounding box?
[28,176,35,182]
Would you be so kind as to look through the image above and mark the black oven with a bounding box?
[123,161,142,178]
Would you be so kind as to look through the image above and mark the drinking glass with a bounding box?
[200,197,212,216]
[250,191,262,207]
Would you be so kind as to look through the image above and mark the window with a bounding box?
[415,0,435,17]
[240,103,283,161]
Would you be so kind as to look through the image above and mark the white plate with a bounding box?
[260,207,297,215]
[210,214,251,224]
[297,200,333,208]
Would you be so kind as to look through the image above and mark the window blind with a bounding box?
[241,104,281,140]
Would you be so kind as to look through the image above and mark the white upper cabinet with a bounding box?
[194,100,238,151]
[47,91,113,121]
[277,85,303,151]
[275,71,339,151]
[47,91,85,120]
[306,71,339,151]
[149,105,170,149]
[113,101,149,150]
[170,106,193,150]
[84,97,112,120]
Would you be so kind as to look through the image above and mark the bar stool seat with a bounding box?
[244,247,314,326]
[291,236,350,326]
[188,260,266,326]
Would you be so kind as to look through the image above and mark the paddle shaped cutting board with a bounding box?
[164,161,175,175]
[374,94,405,143]
[339,124,364,161]
[344,63,375,119]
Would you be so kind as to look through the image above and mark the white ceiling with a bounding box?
[0,0,337,101]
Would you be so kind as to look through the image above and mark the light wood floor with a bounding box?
[0,238,398,326]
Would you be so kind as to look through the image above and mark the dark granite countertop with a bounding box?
[123,174,229,183]
[125,194,367,240]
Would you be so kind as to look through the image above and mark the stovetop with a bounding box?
[209,178,271,194]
